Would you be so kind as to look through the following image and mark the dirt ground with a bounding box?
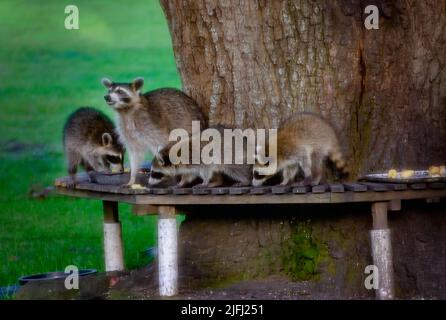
[15,264,366,300]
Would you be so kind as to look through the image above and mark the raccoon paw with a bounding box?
[290,181,305,187]
[192,183,208,189]
[231,182,249,187]
[66,181,77,189]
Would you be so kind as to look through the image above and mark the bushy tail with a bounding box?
[329,148,349,177]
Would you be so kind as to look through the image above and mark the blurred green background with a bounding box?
[0,0,180,287]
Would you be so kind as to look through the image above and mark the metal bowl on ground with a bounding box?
[19,269,97,285]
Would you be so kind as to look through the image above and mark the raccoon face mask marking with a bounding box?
[102,77,144,109]
[95,132,124,173]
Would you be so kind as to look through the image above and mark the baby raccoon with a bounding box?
[149,126,253,188]
[253,112,348,187]
[63,107,125,188]
[102,77,206,186]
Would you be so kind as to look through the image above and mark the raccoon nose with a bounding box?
[104,95,111,102]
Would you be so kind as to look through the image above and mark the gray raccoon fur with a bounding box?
[102,77,206,186]
[149,125,252,188]
[63,107,125,187]
[253,112,348,187]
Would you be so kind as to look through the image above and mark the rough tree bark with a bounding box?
[160,0,446,176]
[159,1,446,297]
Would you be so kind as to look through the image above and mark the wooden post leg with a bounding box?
[388,199,401,212]
[157,206,178,297]
[103,201,124,272]
[370,202,395,300]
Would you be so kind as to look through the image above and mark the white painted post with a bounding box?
[370,202,395,300]
[103,201,124,272]
[158,206,178,297]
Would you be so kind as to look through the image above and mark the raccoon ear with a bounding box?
[102,133,113,147]
[155,146,164,165]
[101,78,112,88]
[132,77,144,92]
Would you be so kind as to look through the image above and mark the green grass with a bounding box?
[0,0,181,287]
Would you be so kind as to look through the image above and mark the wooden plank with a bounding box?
[250,186,271,195]
[54,173,90,187]
[329,184,345,193]
[360,182,388,192]
[192,187,210,195]
[271,185,291,194]
[292,186,311,194]
[76,182,150,195]
[56,185,446,206]
[172,188,192,195]
[429,182,446,189]
[312,184,327,193]
[151,188,172,195]
[343,183,367,192]
[229,187,251,195]
[211,187,230,195]
[409,183,427,190]
[383,183,408,191]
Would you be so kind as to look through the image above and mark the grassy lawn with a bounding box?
[0,0,180,287]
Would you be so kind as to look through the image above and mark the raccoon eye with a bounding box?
[150,171,164,179]
[116,88,125,95]
[253,171,265,179]
[106,155,121,163]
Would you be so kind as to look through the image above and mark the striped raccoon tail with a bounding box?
[329,147,349,176]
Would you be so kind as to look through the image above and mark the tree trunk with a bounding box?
[160,0,446,177]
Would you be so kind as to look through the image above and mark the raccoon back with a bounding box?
[63,107,121,150]
[277,112,341,159]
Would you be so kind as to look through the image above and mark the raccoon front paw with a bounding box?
[290,181,305,187]
[231,182,249,187]
[192,183,208,189]
[66,181,77,189]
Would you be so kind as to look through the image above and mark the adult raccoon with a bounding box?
[102,77,206,186]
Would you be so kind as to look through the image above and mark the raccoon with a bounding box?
[253,112,348,187]
[149,126,253,188]
[63,107,125,188]
[102,77,207,186]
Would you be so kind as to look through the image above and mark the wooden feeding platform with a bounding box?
[54,172,446,299]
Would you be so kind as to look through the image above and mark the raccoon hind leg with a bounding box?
[281,164,299,186]
[176,174,198,188]
[292,147,312,186]
[226,167,252,187]
[310,151,324,186]
[66,151,81,188]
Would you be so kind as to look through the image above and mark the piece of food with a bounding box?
[388,169,398,179]
[130,184,145,190]
[429,166,441,177]
[401,170,415,179]
[124,168,130,173]
[440,166,446,176]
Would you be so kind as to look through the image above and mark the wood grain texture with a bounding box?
[56,186,446,206]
